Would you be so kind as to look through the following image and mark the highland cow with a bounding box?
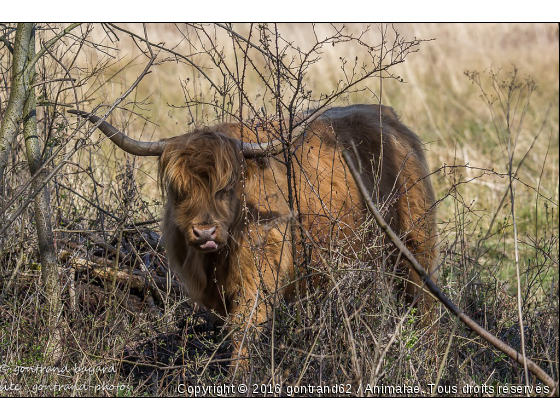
[69,104,438,366]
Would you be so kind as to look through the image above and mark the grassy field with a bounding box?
[0,23,558,396]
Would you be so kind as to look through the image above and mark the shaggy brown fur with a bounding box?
[158,104,438,365]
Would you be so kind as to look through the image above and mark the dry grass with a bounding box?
[0,23,558,396]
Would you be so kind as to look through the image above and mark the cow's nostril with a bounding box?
[193,226,217,239]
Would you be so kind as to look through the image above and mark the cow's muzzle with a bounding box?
[192,226,220,251]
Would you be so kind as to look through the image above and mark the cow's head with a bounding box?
[159,130,246,252]
[68,110,284,253]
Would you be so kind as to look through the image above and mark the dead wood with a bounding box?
[59,250,185,296]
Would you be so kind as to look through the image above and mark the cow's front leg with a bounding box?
[226,223,293,375]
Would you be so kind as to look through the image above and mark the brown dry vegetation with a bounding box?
[0,23,558,396]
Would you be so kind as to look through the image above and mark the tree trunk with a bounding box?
[0,23,33,192]
[21,25,62,358]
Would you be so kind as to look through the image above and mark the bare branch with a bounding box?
[341,148,559,395]
[27,23,82,70]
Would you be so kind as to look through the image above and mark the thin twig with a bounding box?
[107,23,223,95]
[27,23,82,70]
[0,32,157,237]
[0,34,14,53]
[341,148,559,396]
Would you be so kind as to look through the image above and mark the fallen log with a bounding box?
[59,250,185,296]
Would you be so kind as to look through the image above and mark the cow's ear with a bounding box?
[253,156,270,168]
[242,156,264,180]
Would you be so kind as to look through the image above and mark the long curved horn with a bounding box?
[235,138,284,158]
[68,110,165,156]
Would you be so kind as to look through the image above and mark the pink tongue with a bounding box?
[200,241,218,250]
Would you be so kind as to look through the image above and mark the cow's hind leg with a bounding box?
[395,167,438,322]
